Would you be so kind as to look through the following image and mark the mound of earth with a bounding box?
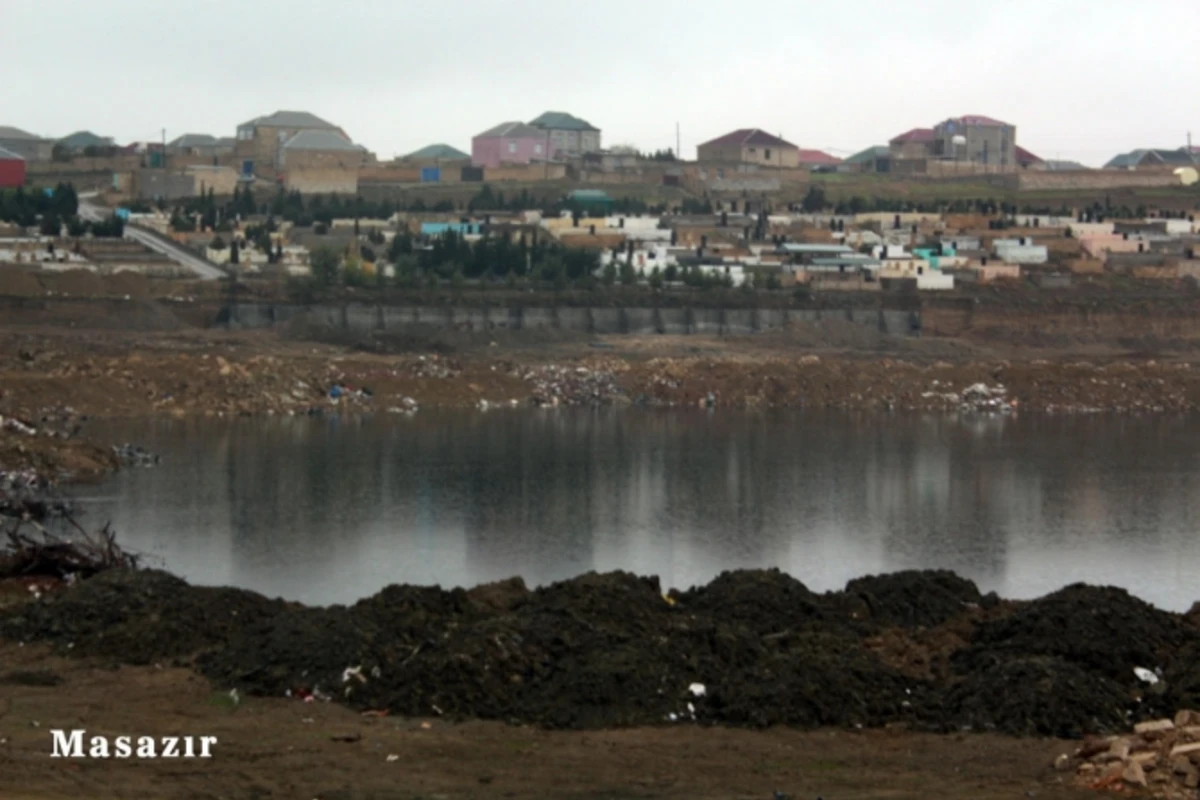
[4,568,1200,736]
[944,656,1134,738]
[841,569,985,629]
[953,584,1187,684]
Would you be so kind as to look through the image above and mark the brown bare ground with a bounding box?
[0,640,1088,800]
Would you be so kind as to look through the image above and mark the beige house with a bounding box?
[281,130,365,195]
[696,129,799,168]
[235,110,348,171]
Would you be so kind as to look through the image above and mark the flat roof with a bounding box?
[779,243,854,254]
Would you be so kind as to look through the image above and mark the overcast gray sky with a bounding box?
[3,0,1197,166]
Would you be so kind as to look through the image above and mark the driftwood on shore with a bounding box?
[1,519,140,580]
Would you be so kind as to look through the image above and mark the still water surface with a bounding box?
[77,411,1200,610]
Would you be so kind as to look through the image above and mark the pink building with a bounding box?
[1080,234,1147,258]
[471,122,549,168]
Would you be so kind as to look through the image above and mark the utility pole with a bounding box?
[162,128,166,169]
[676,122,680,159]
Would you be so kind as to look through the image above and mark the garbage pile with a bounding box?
[1,415,38,436]
[8,568,1200,736]
[1064,711,1200,798]
[918,382,1014,414]
[521,365,624,407]
[959,383,1014,414]
[111,444,160,468]
[1,469,72,520]
[409,355,462,379]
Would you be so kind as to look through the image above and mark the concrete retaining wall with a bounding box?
[225,303,921,337]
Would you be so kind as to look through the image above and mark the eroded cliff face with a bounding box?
[924,295,1200,352]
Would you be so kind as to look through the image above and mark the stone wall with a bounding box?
[225,303,920,337]
[1018,169,1182,191]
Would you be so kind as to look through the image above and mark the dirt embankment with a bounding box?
[4,567,1200,741]
[3,331,1200,421]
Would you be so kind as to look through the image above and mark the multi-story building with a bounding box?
[235,110,348,172]
[471,122,550,168]
[528,111,601,160]
[931,115,1016,169]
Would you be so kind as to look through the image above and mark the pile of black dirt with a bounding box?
[953,584,1188,683]
[944,657,1135,738]
[839,570,986,629]
[5,567,1200,737]
[0,570,285,665]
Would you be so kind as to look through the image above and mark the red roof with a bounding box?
[889,128,934,144]
[796,149,841,165]
[1015,146,1042,166]
[699,128,797,149]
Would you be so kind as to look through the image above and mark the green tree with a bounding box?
[801,185,827,213]
[310,245,340,286]
[619,260,636,286]
[601,262,617,285]
[648,266,663,289]
[664,264,679,282]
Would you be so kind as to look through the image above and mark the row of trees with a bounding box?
[165,185,717,231]
[0,183,79,226]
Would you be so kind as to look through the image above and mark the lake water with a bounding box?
[75,411,1200,611]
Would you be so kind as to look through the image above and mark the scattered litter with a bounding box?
[111,443,160,468]
[386,754,399,762]
[1135,667,1161,685]
[688,683,706,698]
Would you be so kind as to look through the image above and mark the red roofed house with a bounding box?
[1015,146,1043,170]
[697,129,799,167]
[889,128,935,160]
[796,149,842,170]
[931,115,1017,169]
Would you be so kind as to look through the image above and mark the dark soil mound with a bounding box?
[840,570,983,629]
[676,568,830,636]
[4,568,1200,737]
[944,657,1134,738]
[954,584,1188,684]
[0,569,283,664]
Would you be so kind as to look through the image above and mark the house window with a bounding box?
[765,149,772,160]
[749,147,756,154]
[508,142,517,154]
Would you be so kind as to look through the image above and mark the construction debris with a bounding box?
[1066,711,1200,798]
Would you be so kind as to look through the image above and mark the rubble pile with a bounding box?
[1064,712,1200,798]
[521,365,625,407]
[7,568,1200,736]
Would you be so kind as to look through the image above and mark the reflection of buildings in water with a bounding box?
[862,415,1036,585]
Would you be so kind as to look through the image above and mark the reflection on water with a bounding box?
[76,411,1200,610]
